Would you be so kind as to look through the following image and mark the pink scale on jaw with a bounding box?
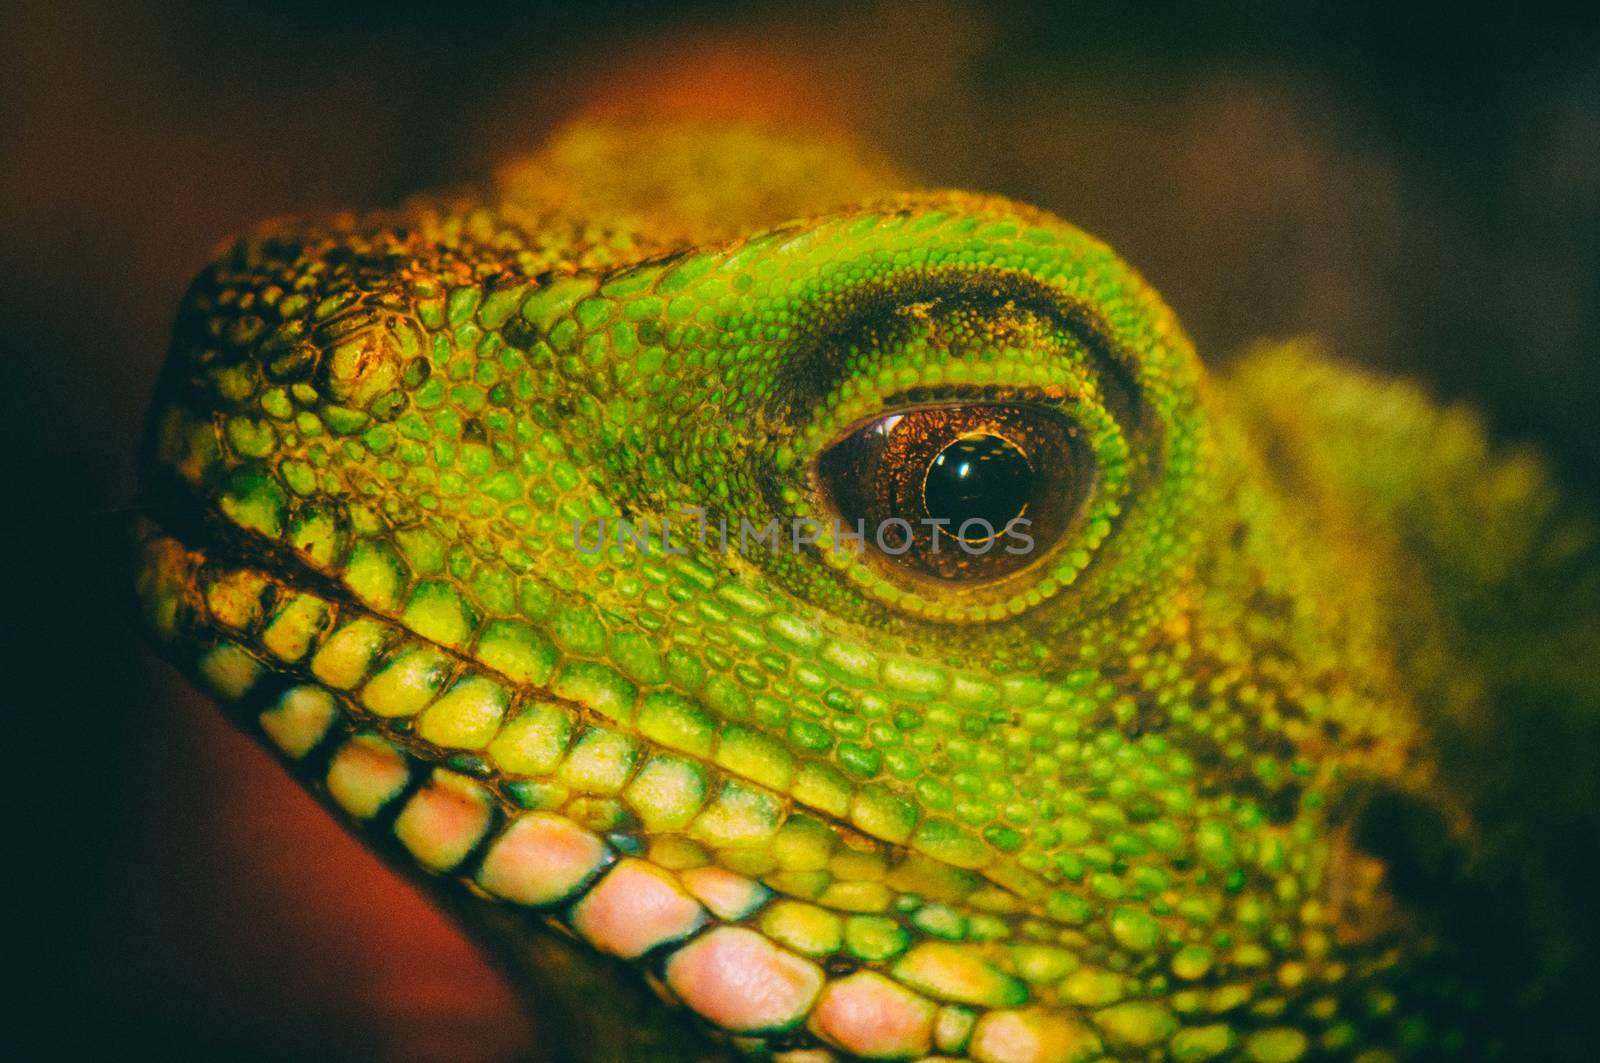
[392,771,492,872]
[258,686,335,759]
[969,1008,1103,1063]
[569,859,707,958]
[808,970,936,1059]
[665,927,823,1033]
[680,865,770,920]
[325,734,409,819]
[476,812,607,906]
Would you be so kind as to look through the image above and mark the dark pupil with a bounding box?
[922,433,1033,539]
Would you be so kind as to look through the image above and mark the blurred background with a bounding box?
[3,1,1595,1060]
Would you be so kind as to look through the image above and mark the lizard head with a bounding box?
[134,120,1469,1062]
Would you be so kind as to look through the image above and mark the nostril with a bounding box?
[318,326,402,408]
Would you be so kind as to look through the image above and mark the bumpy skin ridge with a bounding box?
[132,118,1597,1062]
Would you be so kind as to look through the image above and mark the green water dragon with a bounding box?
[132,117,1599,1062]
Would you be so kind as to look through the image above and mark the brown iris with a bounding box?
[816,403,1084,582]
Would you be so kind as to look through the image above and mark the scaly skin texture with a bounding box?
[133,118,1598,1062]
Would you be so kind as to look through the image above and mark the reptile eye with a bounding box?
[816,404,1086,582]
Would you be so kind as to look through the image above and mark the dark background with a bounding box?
[3,2,1596,1060]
